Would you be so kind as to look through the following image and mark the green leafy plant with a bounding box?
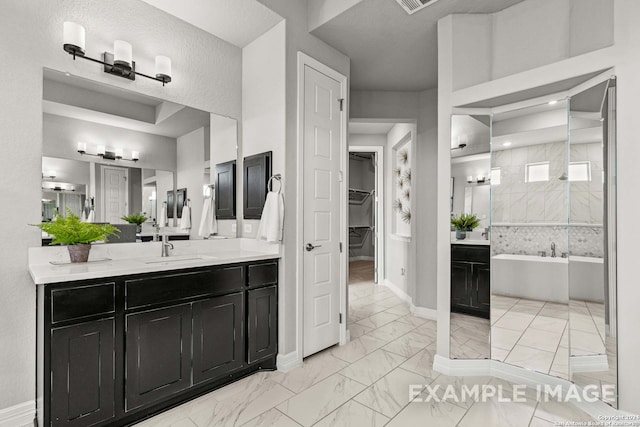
[121,212,148,226]
[450,213,480,231]
[34,209,120,245]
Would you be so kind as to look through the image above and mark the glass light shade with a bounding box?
[115,148,124,159]
[113,40,132,69]
[467,176,474,183]
[63,22,85,55]
[97,145,106,156]
[155,56,172,83]
[47,170,56,178]
[77,142,87,153]
[131,150,140,161]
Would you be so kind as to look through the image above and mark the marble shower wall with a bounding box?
[570,142,604,224]
[492,141,568,224]
[491,226,603,258]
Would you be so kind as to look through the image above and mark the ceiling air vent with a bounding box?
[395,0,442,15]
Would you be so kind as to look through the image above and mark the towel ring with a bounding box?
[268,174,282,193]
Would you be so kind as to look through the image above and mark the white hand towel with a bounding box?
[158,204,167,227]
[86,209,95,223]
[80,209,87,222]
[198,197,218,238]
[180,205,191,230]
[256,191,284,242]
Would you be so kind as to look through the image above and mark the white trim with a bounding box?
[433,356,626,419]
[412,306,438,321]
[570,355,610,374]
[0,400,35,427]
[296,52,349,359]
[349,145,384,284]
[383,279,412,305]
[277,351,303,373]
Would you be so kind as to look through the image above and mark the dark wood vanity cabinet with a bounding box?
[38,259,278,427]
[451,245,490,318]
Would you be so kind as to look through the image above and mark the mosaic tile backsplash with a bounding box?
[491,225,603,258]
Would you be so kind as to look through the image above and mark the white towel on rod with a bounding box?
[86,209,95,223]
[80,209,87,222]
[180,204,191,230]
[198,197,218,238]
[158,204,167,227]
[256,191,284,242]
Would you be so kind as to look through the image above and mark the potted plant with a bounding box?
[34,209,120,263]
[450,213,480,240]
[121,212,149,233]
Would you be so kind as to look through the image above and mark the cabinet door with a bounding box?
[473,263,491,316]
[215,160,237,219]
[193,293,245,384]
[247,285,277,364]
[243,151,272,219]
[451,261,471,309]
[125,304,192,411]
[50,319,115,427]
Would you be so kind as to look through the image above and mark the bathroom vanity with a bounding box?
[30,240,279,427]
[450,242,490,318]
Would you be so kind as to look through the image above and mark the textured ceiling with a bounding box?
[140,0,283,47]
[311,0,526,91]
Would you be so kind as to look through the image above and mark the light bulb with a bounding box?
[113,40,132,70]
[63,22,85,56]
[97,145,106,156]
[77,142,87,153]
[131,150,139,161]
[155,56,172,83]
[115,148,124,159]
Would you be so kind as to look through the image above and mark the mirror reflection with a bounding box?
[41,68,238,243]
[568,79,617,407]
[449,114,491,359]
[490,100,570,379]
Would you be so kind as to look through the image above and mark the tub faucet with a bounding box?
[161,235,174,257]
[551,242,556,258]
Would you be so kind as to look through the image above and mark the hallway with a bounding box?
[134,281,595,427]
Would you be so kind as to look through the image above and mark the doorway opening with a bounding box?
[348,151,378,285]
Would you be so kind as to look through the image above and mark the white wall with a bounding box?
[177,127,207,239]
[0,0,241,411]
[437,0,640,414]
[241,21,286,238]
[308,0,363,31]
[210,114,239,237]
[257,0,351,356]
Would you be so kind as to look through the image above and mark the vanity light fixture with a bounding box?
[77,142,140,162]
[467,176,475,183]
[63,21,172,86]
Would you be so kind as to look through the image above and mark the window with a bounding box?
[568,161,591,182]
[525,162,549,183]
[490,168,501,186]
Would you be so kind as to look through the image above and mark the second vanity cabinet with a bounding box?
[39,259,278,427]
[451,244,490,318]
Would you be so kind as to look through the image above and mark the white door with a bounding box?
[303,65,343,357]
[373,153,379,284]
[102,166,128,223]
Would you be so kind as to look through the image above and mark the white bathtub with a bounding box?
[492,254,568,303]
[569,256,604,303]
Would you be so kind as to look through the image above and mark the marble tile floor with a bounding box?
[491,294,607,380]
[134,282,598,427]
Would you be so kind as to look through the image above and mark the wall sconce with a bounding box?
[466,176,475,183]
[63,21,172,86]
[476,175,486,183]
[77,141,139,162]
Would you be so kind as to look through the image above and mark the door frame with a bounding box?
[100,164,129,222]
[348,145,385,285]
[296,52,349,359]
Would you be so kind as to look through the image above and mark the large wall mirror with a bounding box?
[41,68,239,243]
[448,76,618,408]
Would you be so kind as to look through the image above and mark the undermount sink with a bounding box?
[139,255,218,264]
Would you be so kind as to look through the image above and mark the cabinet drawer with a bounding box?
[51,283,115,324]
[451,245,489,263]
[126,266,244,310]
[247,261,278,289]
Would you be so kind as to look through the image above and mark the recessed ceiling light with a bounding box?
[548,100,558,105]
[502,142,512,147]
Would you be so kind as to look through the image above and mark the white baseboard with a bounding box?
[277,351,302,373]
[570,355,609,373]
[348,256,374,262]
[0,400,34,427]
[383,279,412,304]
[433,356,625,420]
[412,306,438,320]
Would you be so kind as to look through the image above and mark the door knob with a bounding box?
[306,243,322,252]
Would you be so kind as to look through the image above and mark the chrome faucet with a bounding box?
[161,235,174,257]
[551,242,556,258]
[481,227,490,240]
[153,223,160,242]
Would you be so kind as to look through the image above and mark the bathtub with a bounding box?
[492,254,568,303]
[569,256,604,303]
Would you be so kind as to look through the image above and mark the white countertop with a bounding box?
[29,238,281,285]
[450,239,490,246]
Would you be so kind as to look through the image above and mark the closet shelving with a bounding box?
[348,188,373,204]
[349,188,375,249]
